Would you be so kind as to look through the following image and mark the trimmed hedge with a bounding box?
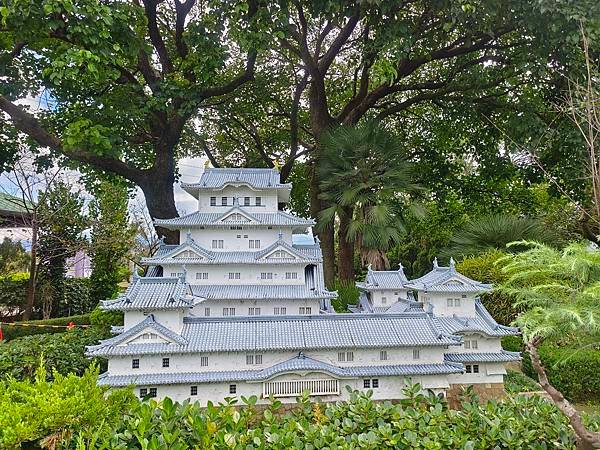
[1,313,92,341]
[522,343,600,402]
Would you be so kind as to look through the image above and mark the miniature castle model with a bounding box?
[87,168,519,404]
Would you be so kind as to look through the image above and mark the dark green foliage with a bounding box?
[74,385,590,449]
[0,313,92,341]
[331,281,360,312]
[0,276,93,323]
[0,328,106,380]
[505,370,541,393]
[88,182,134,304]
[0,365,136,449]
[0,238,29,274]
[523,343,600,403]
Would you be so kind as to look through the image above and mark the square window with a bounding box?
[229,384,237,394]
[363,379,371,389]
[200,356,209,366]
[139,388,147,398]
[447,298,453,307]
[473,364,479,373]
[464,341,471,349]
[190,386,198,396]
[246,354,254,365]
[132,358,139,369]
[413,349,420,360]
[221,197,227,206]
[372,379,379,388]
[244,197,250,206]
[337,352,346,362]
[465,365,472,373]
[255,354,263,364]
[454,298,461,307]
[471,340,478,349]
[346,351,354,362]
[255,197,262,206]
[149,388,157,398]
[380,350,388,361]
[162,358,169,368]
[210,197,216,206]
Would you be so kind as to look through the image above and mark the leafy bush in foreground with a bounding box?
[0,365,135,449]
[75,384,589,450]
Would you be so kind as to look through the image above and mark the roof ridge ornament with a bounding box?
[449,257,456,273]
[158,235,165,245]
[433,257,439,269]
[181,264,187,281]
[186,230,193,243]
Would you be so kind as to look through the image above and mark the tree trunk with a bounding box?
[337,207,355,284]
[23,215,38,320]
[526,338,600,449]
[309,163,335,287]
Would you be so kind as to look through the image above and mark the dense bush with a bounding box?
[504,370,540,393]
[0,275,95,320]
[332,281,360,312]
[0,365,135,449]
[74,385,590,450]
[1,313,92,341]
[522,343,600,403]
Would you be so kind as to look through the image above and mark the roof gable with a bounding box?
[405,258,492,293]
[217,207,258,224]
[255,239,307,261]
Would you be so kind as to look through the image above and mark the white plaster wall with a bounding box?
[131,374,449,405]
[369,289,408,307]
[186,228,294,250]
[164,264,308,285]
[447,363,506,385]
[198,187,279,212]
[189,298,322,317]
[452,334,502,353]
[123,310,183,332]
[419,292,477,317]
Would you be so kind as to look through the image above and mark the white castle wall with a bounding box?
[418,292,478,317]
[186,228,294,251]
[189,299,322,317]
[197,187,279,212]
[163,263,308,285]
[368,289,409,307]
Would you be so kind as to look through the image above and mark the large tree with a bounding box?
[0,0,264,242]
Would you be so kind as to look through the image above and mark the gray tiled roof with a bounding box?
[87,312,462,357]
[182,168,291,191]
[444,351,521,363]
[87,315,187,356]
[97,354,463,386]
[141,238,322,266]
[357,265,408,290]
[434,300,519,337]
[405,258,492,293]
[101,276,200,311]
[154,209,313,229]
[190,284,336,300]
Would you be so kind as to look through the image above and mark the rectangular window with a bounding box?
[382,296,387,304]
[413,349,420,360]
[255,354,263,364]
[170,272,177,277]
[237,234,242,238]
[299,306,312,315]
[196,272,209,280]
[255,197,262,206]
[454,298,461,307]
[200,356,209,367]
[212,239,224,249]
[132,358,139,369]
[162,357,170,368]
[372,379,379,388]
[471,340,478,349]
[274,307,287,315]
[380,350,388,361]
[229,272,241,280]
[447,298,453,307]
[338,352,346,362]
[346,351,354,362]
[261,272,273,280]
[190,386,198,396]
[464,341,471,349]
[229,384,237,394]
[221,196,227,206]
[473,364,479,373]
[465,365,472,373]
[222,307,235,316]
[149,388,157,398]
[248,307,261,316]
[139,388,147,398]
[363,379,371,389]
[204,307,210,317]
[210,197,216,206]
[246,354,254,365]
[285,272,298,279]
[244,197,250,206]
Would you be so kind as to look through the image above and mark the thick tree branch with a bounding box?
[142,0,174,73]
[195,50,257,99]
[318,11,360,73]
[281,73,310,181]
[0,95,145,183]
[174,0,196,58]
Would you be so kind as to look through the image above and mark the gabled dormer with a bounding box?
[255,236,316,262]
[217,206,259,224]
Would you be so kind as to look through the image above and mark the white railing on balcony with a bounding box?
[263,379,339,397]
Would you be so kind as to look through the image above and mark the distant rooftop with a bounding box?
[181,168,292,192]
[0,193,33,227]
[357,264,408,291]
[405,258,492,293]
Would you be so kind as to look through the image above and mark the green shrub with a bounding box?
[74,385,586,449]
[0,328,107,381]
[522,344,600,403]
[1,313,92,341]
[0,365,135,449]
[505,369,540,393]
[331,281,360,312]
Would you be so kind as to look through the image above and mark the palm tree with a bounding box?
[498,241,600,449]
[318,121,421,277]
[444,213,551,258]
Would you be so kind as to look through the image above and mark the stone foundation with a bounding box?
[446,383,506,409]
